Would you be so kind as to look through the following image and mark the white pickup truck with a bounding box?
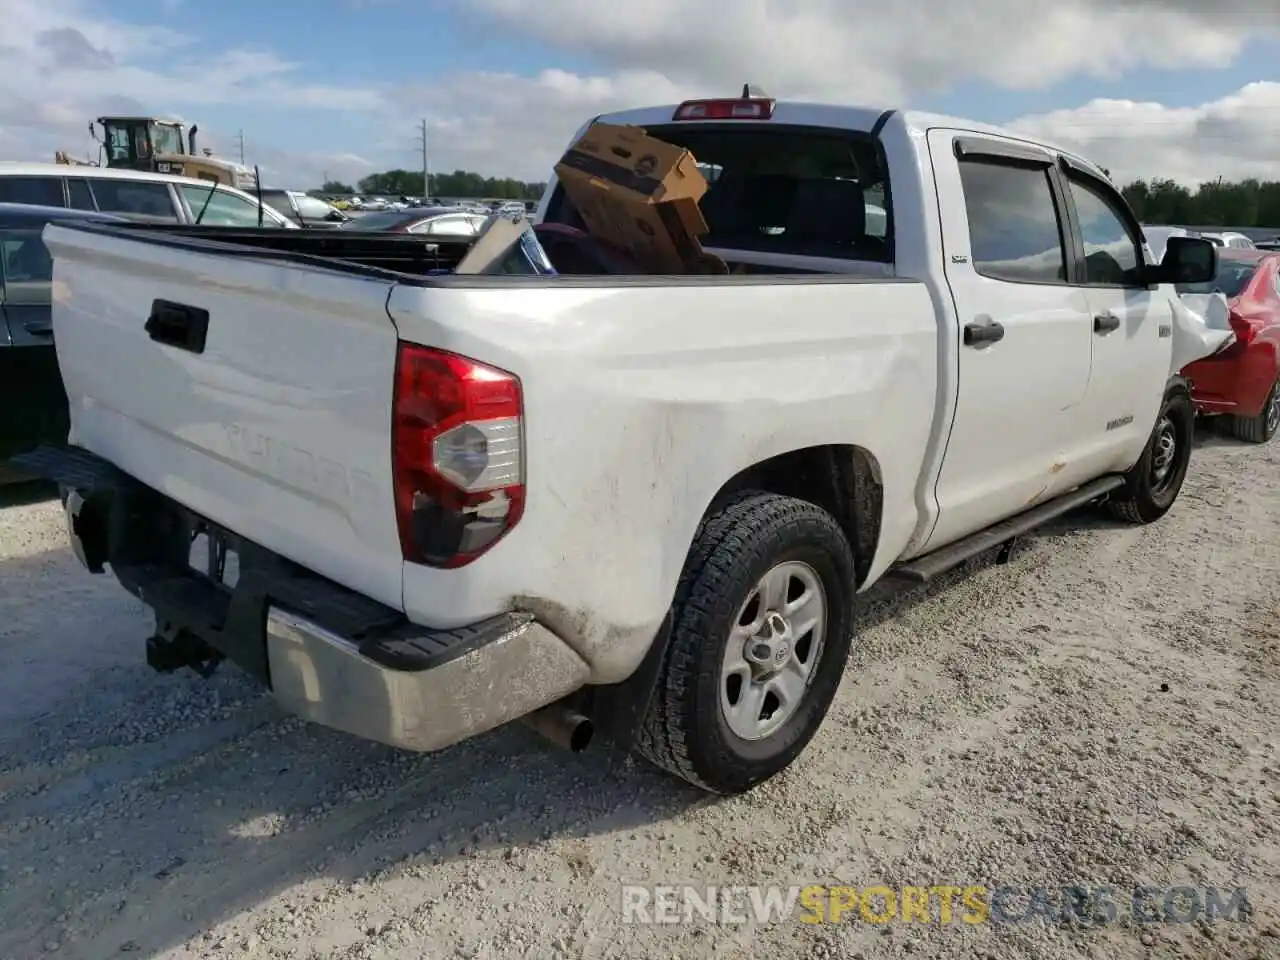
[15,96,1220,796]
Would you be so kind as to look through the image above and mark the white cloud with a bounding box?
[1010,82,1280,186]
[0,0,1276,189]
[447,0,1278,101]
[0,0,383,185]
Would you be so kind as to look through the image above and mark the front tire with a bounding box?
[635,492,856,795]
[1228,376,1280,444]
[1107,383,1194,524]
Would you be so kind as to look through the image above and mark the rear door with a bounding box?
[43,223,408,610]
[923,130,1095,551]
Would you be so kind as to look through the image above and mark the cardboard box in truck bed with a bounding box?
[554,122,720,274]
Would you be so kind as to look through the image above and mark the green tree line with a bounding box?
[319,170,546,200]
[318,170,1280,227]
[1119,178,1280,229]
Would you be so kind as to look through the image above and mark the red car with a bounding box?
[1180,249,1280,443]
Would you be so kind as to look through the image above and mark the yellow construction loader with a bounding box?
[55,116,257,191]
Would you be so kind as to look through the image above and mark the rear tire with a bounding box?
[1107,383,1194,524]
[634,491,856,795]
[1228,377,1280,444]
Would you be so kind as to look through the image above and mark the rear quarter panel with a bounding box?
[389,277,939,682]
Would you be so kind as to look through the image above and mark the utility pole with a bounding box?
[233,129,246,165]
[416,119,430,198]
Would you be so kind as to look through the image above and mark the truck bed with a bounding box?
[55,221,852,280]
[68,222,478,277]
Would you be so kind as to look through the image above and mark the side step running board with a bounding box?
[887,475,1126,584]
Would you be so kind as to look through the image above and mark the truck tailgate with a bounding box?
[42,224,406,611]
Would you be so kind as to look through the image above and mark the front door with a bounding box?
[1059,169,1172,480]
[921,130,1095,553]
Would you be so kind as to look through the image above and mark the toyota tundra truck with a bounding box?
[11,96,1218,795]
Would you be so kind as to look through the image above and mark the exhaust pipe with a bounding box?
[520,703,594,753]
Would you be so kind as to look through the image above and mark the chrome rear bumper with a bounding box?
[266,607,590,752]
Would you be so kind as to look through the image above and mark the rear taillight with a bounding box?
[391,344,524,569]
[672,98,775,121]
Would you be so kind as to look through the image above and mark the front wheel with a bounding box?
[634,491,856,795]
[1228,376,1280,444]
[1107,384,1194,524]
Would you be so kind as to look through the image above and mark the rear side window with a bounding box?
[91,180,179,221]
[67,179,96,210]
[0,228,54,306]
[550,125,894,263]
[0,176,65,207]
[257,191,296,217]
[958,159,1067,284]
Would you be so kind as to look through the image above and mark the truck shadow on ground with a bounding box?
[0,478,57,508]
[0,428,1241,957]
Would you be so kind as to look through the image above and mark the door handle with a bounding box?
[1093,312,1121,334]
[23,320,52,336]
[145,299,209,354]
[963,320,1005,346]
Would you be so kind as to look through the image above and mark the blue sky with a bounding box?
[3,0,1277,186]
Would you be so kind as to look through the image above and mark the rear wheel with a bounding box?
[634,491,855,795]
[1107,384,1194,524]
[1228,377,1280,444]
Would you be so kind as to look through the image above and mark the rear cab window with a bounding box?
[546,124,893,264]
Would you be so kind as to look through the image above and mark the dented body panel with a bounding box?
[387,279,938,681]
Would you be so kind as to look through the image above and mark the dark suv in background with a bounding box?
[0,203,126,480]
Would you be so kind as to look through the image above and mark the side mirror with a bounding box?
[1149,236,1217,286]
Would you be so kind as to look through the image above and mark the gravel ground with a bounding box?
[1,425,1278,960]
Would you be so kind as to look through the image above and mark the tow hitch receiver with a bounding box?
[146,623,225,678]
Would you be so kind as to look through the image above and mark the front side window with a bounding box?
[92,180,179,221]
[958,158,1066,284]
[1068,177,1145,286]
[180,185,283,227]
